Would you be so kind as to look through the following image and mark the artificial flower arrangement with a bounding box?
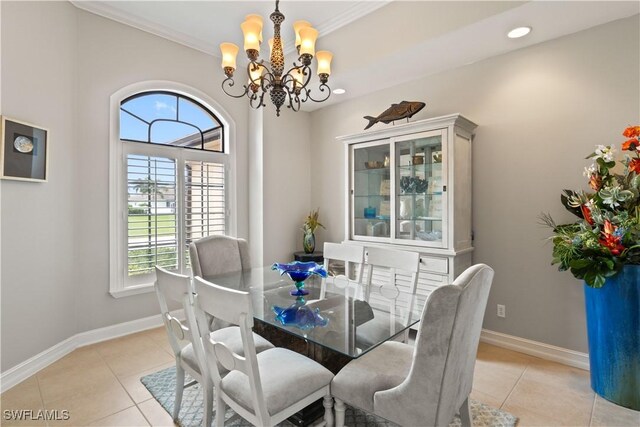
[302,208,325,235]
[541,125,640,288]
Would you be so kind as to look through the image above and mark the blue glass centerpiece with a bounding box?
[271,261,327,296]
[272,297,329,330]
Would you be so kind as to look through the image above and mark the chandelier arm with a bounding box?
[289,93,301,112]
[256,88,268,108]
[299,66,313,90]
[306,83,332,103]
[280,72,295,88]
[222,77,251,99]
[261,70,276,89]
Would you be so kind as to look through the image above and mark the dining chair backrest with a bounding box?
[364,246,421,300]
[372,264,494,427]
[321,242,365,299]
[154,266,196,358]
[189,235,251,278]
[192,276,269,423]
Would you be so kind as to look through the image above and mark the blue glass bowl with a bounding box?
[273,298,329,330]
[271,261,327,296]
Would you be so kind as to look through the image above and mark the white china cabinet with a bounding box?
[339,114,477,313]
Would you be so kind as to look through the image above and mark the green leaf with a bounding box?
[569,259,591,269]
[592,274,606,288]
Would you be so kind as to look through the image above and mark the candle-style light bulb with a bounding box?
[245,14,263,43]
[316,51,333,76]
[299,27,318,57]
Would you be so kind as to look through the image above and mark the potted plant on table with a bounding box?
[302,208,325,254]
[541,125,640,410]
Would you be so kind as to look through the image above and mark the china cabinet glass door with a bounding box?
[352,141,391,240]
[394,131,446,247]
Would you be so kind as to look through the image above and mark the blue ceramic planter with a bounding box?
[584,265,640,410]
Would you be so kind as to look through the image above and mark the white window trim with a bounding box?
[109,81,237,298]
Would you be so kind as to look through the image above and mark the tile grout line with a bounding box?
[33,372,48,427]
[588,393,597,427]
[89,343,142,425]
[95,333,171,426]
[499,364,529,410]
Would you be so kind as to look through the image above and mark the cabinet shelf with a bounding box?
[353,194,390,198]
[355,168,390,175]
[398,192,443,197]
[354,216,391,221]
[398,164,442,171]
[397,217,442,221]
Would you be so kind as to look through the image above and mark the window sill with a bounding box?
[109,284,155,299]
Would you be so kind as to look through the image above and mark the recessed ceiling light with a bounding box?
[508,26,531,39]
[333,88,346,95]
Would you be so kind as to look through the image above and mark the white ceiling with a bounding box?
[71,1,639,111]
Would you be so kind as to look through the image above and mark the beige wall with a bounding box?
[262,108,312,263]
[73,9,251,331]
[0,1,255,370]
[310,15,640,353]
[1,1,79,371]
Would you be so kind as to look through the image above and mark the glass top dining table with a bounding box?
[202,266,428,359]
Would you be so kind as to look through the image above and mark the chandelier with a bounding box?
[219,0,333,116]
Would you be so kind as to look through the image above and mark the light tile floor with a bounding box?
[2,328,639,427]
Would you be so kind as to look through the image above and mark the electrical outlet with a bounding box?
[497,304,506,318]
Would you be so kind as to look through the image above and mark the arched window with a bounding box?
[110,84,235,297]
[120,91,224,152]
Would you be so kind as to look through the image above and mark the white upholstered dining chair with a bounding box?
[154,266,208,421]
[189,235,251,277]
[356,246,421,346]
[331,264,494,427]
[189,235,251,330]
[192,276,335,427]
[320,242,365,300]
[155,266,273,424]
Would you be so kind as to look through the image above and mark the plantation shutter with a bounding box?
[127,154,178,276]
[184,160,226,268]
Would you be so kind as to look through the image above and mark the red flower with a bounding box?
[629,158,640,174]
[622,138,639,151]
[623,126,640,138]
[581,205,594,225]
[599,220,624,256]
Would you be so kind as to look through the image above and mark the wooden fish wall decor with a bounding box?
[363,101,426,130]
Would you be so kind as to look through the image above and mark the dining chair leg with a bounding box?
[334,398,346,427]
[459,396,472,427]
[203,383,214,427]
[173,363,185,421]
[215,392,226,427]
[323,394,334,427]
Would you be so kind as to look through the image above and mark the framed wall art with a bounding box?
[0,116,49,182]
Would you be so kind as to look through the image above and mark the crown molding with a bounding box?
[284,0,392,55]
[70,1,392,59]
[70,0,220,56]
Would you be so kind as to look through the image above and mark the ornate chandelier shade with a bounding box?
[220,0,333,116]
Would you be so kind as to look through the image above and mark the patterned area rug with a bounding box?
[141,366,518,427]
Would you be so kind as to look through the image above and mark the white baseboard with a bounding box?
[0,309,183,393]
[480,329,590,371]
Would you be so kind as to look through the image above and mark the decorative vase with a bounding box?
[584,265,640,410]
[303,231,315,254]
[271,261,327,296]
